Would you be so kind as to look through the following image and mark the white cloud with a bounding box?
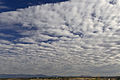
[0,6,9,9]
[0,0,9,9]
[0,0,120,76]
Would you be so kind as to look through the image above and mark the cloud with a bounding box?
[0,6,8,9]
[0,0,9,9]
[0,0,120,76]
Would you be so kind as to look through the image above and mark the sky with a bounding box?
[0,0,120,76]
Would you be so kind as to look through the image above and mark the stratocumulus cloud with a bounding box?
[0,0,120,76]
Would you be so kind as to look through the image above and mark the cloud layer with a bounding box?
[0,0,120,76]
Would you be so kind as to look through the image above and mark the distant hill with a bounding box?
[0,74,120,78]
[0,74,48,78]
[0,74,92,78]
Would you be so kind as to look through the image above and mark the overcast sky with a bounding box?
[0,0,120,76]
